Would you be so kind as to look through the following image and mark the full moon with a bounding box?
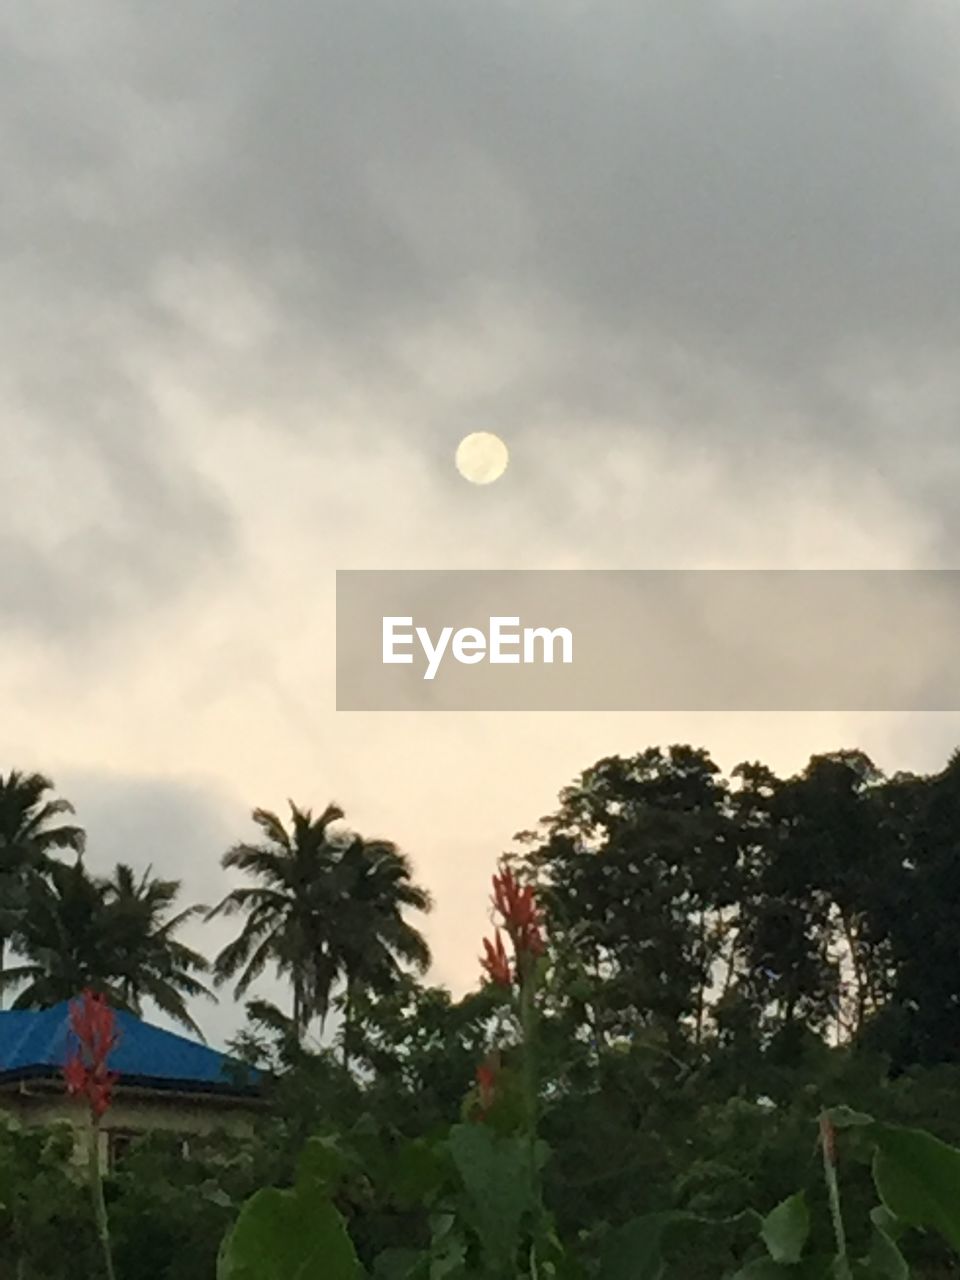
[455,432,510,485]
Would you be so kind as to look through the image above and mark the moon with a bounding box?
[455,432,510,485]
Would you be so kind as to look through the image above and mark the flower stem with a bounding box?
[820,1112,850,1280]
[519,963,540,1200]
[86,1118,116,1280]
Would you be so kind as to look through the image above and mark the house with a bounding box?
[0,1002,264,1167]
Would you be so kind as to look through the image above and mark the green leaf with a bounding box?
[872,1122,960,1252]
[600,1209,761,1280]
[827,1108,876,1130]
[427,1214,468,1280]
[731,1257,836,1279]
[430,1230,467,1280]
[868,1207,907,1243]
[760,1193,809,1264]
[296,1135,352,1195]
[217,1186,361,1280]
[568,976,594,1002]
[598,1212,678,1280]
[447,1123,538,1273]
[202,1184,234,1209]
[429,1212,456,1242]
[730,1262,795,1278]
[373,1247,429,1280]
[532,1223,581,1280]
[389,1137,448,1208]
[863,1223,909,1280]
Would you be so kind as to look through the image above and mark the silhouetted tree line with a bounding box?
[4,747,960,1072]
[511,745,960,1073]
[5,747,960,1279]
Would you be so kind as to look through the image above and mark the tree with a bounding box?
[207,802,346,1038]
[2,860,116,1007]
[2,860,213,1034]
[101,863,214,1036]
[517,746,736,1051]
[727,757,841,1048]
[730,751,900,1051]
[861,751,960,1067]
[208,804,433,1058]
[326,835,433,1067]
[348,977,500,1124]
[0,770,84,1006]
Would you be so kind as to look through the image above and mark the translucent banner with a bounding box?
[335,570,960,711]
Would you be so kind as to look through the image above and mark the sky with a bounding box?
[3,0,960,1048]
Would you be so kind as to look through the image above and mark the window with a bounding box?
[106,1130,137,1169]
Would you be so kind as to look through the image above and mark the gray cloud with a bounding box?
[7,2,960,407]
[2,0,956,586]
[0,5,234,643]
[3,1,960,1036]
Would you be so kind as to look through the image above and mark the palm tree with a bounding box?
[1,860,114,1008]
[101,863,215,1036]
[0,770,85,1005]
[208,803,433,1055]
[2,860,214,1036]
[207,802,346,1037]
[327,836,433,1066]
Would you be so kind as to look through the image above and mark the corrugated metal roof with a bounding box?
[0,1002,260,1094]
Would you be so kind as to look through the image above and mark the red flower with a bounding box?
[64,989,120,1121]
[480,929,512,987]
[475,1050,501,1113]
[476,1064,497,1110]
[491,867,546,959]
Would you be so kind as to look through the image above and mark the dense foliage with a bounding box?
[3,746,960,1277]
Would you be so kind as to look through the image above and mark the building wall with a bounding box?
[0,1087,261,1170]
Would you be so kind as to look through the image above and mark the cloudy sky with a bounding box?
[3,0,960,1047]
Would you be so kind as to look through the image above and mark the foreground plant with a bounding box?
[717,1105,960,1277]
[219,862,557,1280]
[478,864,546,1136]
[215,866,960,1279]
[64,988,120,1280]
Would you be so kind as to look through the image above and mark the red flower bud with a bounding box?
[475,1050,501,1113]
[480,929,512,987]
[63,989,120,1121]
[491,867,546,961]
[476,1064,496,1110]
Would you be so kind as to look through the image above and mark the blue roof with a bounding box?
[0,1002,260,1095]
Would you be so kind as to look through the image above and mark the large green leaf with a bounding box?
[760,1193,809,1264]
[872,1123,960,1253]
[296,1135,353,1195]
[850,1206,910,1280]
[730,1257,836,1279]
[598,1212,680,1280]
[373,1247,429,1280]
[423,1210,468,1280]
[388,1136,448,1208]
[217,1186,361,1280]
[430,1228,467,1280]
[860,1224,909,1280]
[868,1207,906,1242]
[447,1123,540,1274]
[599,1208,762,1280]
